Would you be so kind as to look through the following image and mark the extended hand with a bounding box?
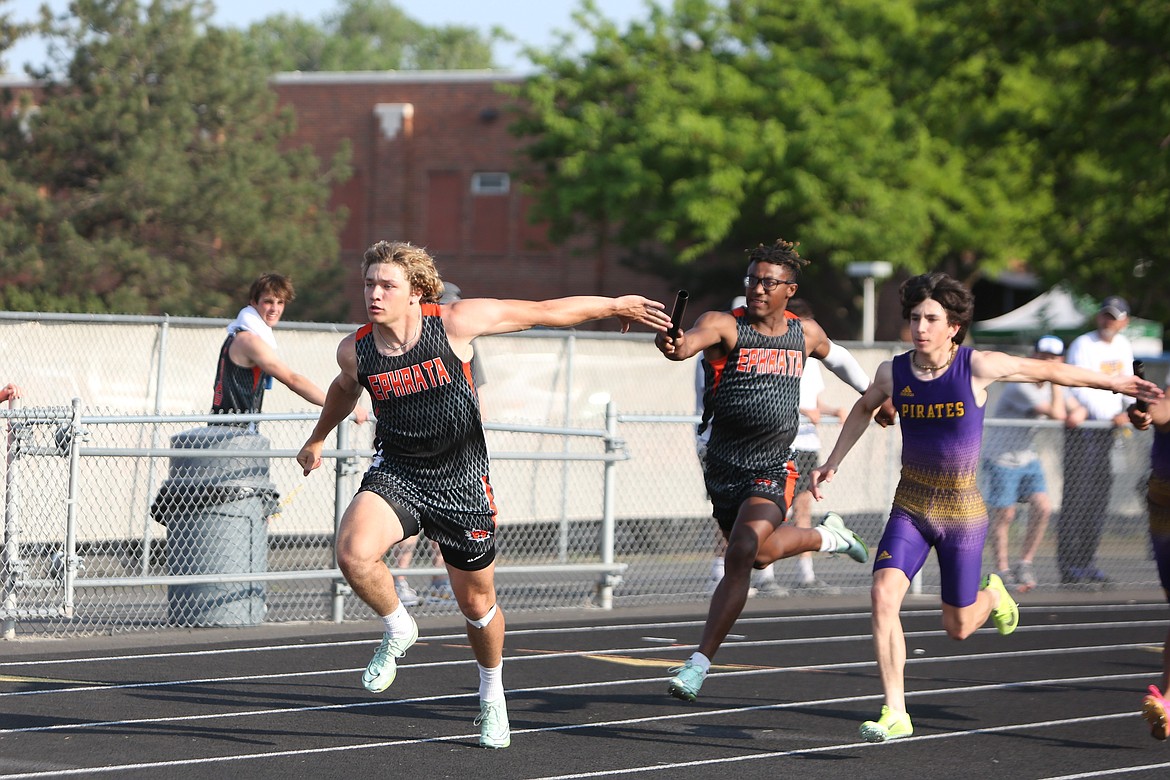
[614,296,671,334]
[297,443,323,476]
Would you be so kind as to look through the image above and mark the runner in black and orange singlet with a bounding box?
[297,240,671,749]
[656,238,895,703]
[211,273,368,427]
[810,272,1161,743]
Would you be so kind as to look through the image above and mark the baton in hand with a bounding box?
[669,290,689,339]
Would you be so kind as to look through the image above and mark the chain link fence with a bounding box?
[1,312,1165,637]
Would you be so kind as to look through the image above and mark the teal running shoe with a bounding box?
[821,512,869,563]
[667,660,707,702]
[476,698,511,749]
[361,618,419,692]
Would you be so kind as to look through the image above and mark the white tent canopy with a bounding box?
[973,285,1090,335]
[973,285,1164,357]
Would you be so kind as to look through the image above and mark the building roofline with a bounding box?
[271,70,526,86]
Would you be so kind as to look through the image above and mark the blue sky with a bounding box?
[3,0,648,74]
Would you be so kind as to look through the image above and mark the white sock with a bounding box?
[380,603,413,637]
[689,652,711,673]
[710,557,725,581]
[478,662,504,702]
[815,526,837,552]
[797,556,815,583]
[754,563,776,583]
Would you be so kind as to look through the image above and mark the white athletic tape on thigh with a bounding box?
[466,604,498,629]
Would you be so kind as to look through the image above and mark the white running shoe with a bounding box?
[361,618,419,693]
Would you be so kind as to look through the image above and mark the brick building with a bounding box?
[272,71,677,323]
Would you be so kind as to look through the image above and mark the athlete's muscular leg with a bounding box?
[697,498,798,660]
[449,564,505,667]
[336,493,408,616]
[941,586,997,640]
[871,568,912,714]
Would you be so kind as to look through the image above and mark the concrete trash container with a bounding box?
[151,426,279,627]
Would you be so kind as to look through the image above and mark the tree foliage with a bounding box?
[0,0,352,319]
[511,0,1170,325]
[245,0,500,73]
[918,0,1170,324]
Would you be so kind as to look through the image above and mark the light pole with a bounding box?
[846,261,893,343]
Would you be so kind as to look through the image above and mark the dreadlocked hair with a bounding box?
[745,239,810,280]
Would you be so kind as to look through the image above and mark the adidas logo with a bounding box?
[877,550,893,561]
[900,386,914,397]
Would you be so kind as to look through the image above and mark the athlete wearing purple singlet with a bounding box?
[880,346,988,608]
[1141,387,1170,740]
[809,272,1161,744]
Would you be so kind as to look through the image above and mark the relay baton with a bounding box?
[669,290,689,338]
[1134,360,1149,413]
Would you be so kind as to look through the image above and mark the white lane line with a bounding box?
[0,644,1154,734]
[2,603,1159,669]
[0,680,1150,779]
[1,627,1160,701]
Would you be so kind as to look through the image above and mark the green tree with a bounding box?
[0,0,31,74]
[0,0,352,319]
[245,0,500,73]
[509,0,1041,315]
[919,0,1170,324]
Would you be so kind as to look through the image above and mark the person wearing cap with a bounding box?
[1058,295,1143,586]
[982,336,1083,592]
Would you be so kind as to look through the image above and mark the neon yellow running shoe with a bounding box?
[983,572,1020,636]
[859,705,913,743]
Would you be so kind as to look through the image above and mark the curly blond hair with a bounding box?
[361,241,445,303]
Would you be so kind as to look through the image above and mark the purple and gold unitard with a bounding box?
[876,345,988,606]
[1148,420,1170,592]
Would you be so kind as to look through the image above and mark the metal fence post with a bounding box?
[2,396,22,639]
[597,400,621,610]
[331,417,352,622]
[63,397,85,619]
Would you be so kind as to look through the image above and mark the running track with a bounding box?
[2,592,1169,779]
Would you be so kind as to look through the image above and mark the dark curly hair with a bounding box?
[899,272,974,344]
[745,238,810,281]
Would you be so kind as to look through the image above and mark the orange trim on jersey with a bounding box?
[708,354,728,394]
[784,458,798,515]
[784,310,799,320]
[461,360,477,392]
[420,302,441,316]
[356,323,374,340]
[482,476,498,521]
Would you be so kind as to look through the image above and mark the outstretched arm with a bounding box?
[970,350,1163,404]
[444,295,670,341]
[655,310,736,362]
[234,331,368,424]
[296,337,363,475]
